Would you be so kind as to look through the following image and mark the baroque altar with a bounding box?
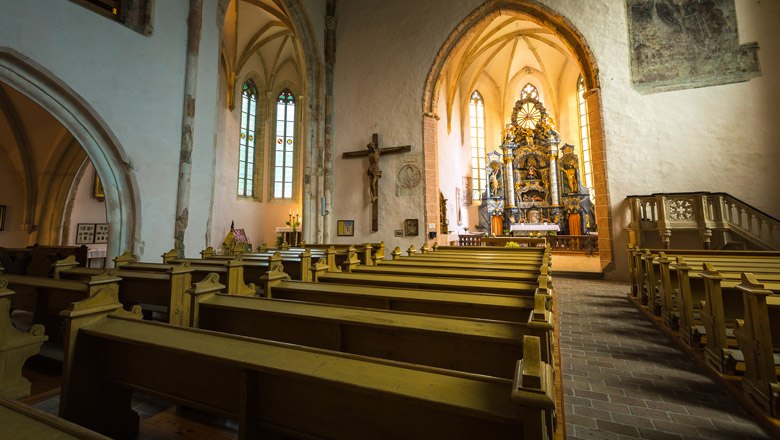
[478,96,595,236]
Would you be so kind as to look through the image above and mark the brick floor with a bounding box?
[556,277,773,440]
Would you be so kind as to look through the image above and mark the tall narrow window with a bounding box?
[520,83,539,101]
[238,80,258,197]
[577,76,594,198]
[469,91,486,201]
[273,89,296,199]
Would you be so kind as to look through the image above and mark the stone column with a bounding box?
[503,145,515,208]
[422,113,441,243]
[548,140,560,206]
[174,0,203,256]
[322,0,337,242]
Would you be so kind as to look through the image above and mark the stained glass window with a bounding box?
[469,91,486,201]
[273,89,296,199]
[238,80,258,197]
[577,76,594,199]
[521,83,539,101]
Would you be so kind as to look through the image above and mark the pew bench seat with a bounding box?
[267,280,537,322]
[0,399,109,440]
[192,293,552,378]
[62,315,555,440]
[350,264,542,282]
[316,272,547,296]
[382,259,542,272]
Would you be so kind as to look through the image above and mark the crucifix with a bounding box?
[342,133,411,232]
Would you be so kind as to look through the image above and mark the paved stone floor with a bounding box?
[557,277,774,440]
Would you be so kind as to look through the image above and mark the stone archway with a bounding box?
[422,0,614,270]
[0,47,139,261]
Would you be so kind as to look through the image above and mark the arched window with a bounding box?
[238,80,258,197]
[469,91,486,201]
[577,76,594,198]
[521,83,539,101]
[273,89,296,199]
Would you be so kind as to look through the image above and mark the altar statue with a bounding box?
[563,165,578,193]
[526,164,538,180]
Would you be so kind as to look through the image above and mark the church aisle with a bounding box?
[556,278,772,440]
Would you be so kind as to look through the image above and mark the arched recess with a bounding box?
[422,0,614,270]
[0,47,139,261]
[218,0,324,243]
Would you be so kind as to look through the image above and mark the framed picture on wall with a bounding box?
[337,220,354,236]
[404,219,419,236]
[76,223,96,244]
[93,172,105,200]
[0,205,5,231]
[94,223,109,244]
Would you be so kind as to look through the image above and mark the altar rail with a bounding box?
[549,235,599,255]
[457,235,596,253]
[627,192,779,250]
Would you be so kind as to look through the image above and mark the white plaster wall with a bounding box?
[438,86,470,242]
[332,0,780,277]
[0,0,223,259]
[67,162,107,251]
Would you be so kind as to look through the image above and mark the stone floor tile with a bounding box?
[557,277,772,440]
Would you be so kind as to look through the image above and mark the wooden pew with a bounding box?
[0,398,109,439]
[734,273,780,417]
[59,290,557,440]
[189,274,554,378]
[349,264,543,282]
[698,266,780,374]
[635,248,780,319]
[0,279,47,399]
[263,277,538,322]
[0,269,121,342]
[658,255,780,330]
[303,243,385,266]
[381,257,543,272]
[431,244,548,255]
[660,255,780,339]
[202,249,313,281]
[55,263,193,326]
[628,246,780,302]
[157,249,257,295]
[0,245,88,277]
[408,251,545,263]
[314,270,550,298]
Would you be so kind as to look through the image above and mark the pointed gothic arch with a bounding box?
[421,0,614,270]
[0,47,139,261]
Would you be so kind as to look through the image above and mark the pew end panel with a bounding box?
[512,335,557,439]
[735,273,780,417]
[188,273,227,328]
[0,279,48,400]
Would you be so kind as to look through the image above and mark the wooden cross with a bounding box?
[342,133,411,232]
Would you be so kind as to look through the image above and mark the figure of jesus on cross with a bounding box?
[342,133,411,231]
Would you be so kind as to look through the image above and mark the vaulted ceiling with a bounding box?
[441,14,579,131]
[222,0,303,99]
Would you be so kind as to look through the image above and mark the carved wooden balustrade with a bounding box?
[627,192,779,250]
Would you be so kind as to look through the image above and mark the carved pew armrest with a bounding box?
[511,335,556,440]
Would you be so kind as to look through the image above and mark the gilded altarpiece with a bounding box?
[479,96,595,235]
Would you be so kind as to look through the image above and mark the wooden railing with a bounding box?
[549,235,599,255]
[626,192,779,250]
[458,234,597,253]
